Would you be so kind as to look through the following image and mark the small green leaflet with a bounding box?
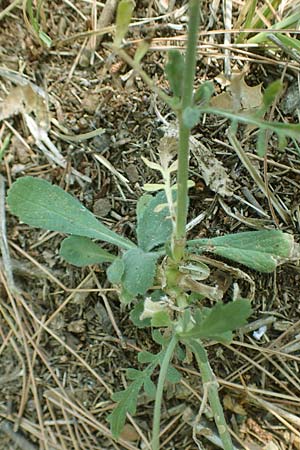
[194,81,214,105]
[151,310,172,327]
[178,299,252,343]
[187,230,294,273]
[7,177,135,250]
[166,365,181,383]
[143,376,156,397]
[134,40,150,64]
[60,236,115,267]
[263,79,283,110]
[138,350,157,364]
[137,190,173,252]
[256,129,267,157]
[152,329,168,346]
[183,106,201,128]
[165,50,184,98]
[114,0,135,47]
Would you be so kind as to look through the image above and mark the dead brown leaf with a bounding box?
[211,71,263,112]
[0,83,49,129]
[119,424,139,442]
[223,394,247,415]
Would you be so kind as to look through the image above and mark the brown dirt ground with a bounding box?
[1,1,300,449]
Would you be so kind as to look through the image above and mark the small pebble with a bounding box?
[92,133,110,152]
[126,164,139,183]
[281,82,300,116]
[93,197,111,217]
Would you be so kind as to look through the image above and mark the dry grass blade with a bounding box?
[93,152,133,192]
[0,420,37,450]
[0,0,22,21]
[228,129,290,223]
[223,0,232,78]
[0,175,14,289]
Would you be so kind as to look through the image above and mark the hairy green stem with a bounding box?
[152,334,178,450]
[173,0,200,261]
[189,339,234,450]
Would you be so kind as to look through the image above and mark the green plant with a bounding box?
[235,0,300,51]
[7,1,299,449]
[23,0,52,48]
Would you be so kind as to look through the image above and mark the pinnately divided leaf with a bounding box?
[7,177,135,250]
[187,230,294,272]
[60,236,115,267]
[108,376,144,438]
[108,341,179,438]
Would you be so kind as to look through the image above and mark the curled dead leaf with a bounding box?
[211,71,263,112]
[0,83,49,129]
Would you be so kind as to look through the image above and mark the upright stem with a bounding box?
[152,334,178,450]
[189,339,234,450]
[173,0,200,261]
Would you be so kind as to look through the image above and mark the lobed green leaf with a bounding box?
[108,377,144,438]
[187,230,294,273]
[179,299,252,342]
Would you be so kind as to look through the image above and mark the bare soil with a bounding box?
[1,1,300,449]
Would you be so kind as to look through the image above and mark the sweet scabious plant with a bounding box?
[7,1,300,449]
